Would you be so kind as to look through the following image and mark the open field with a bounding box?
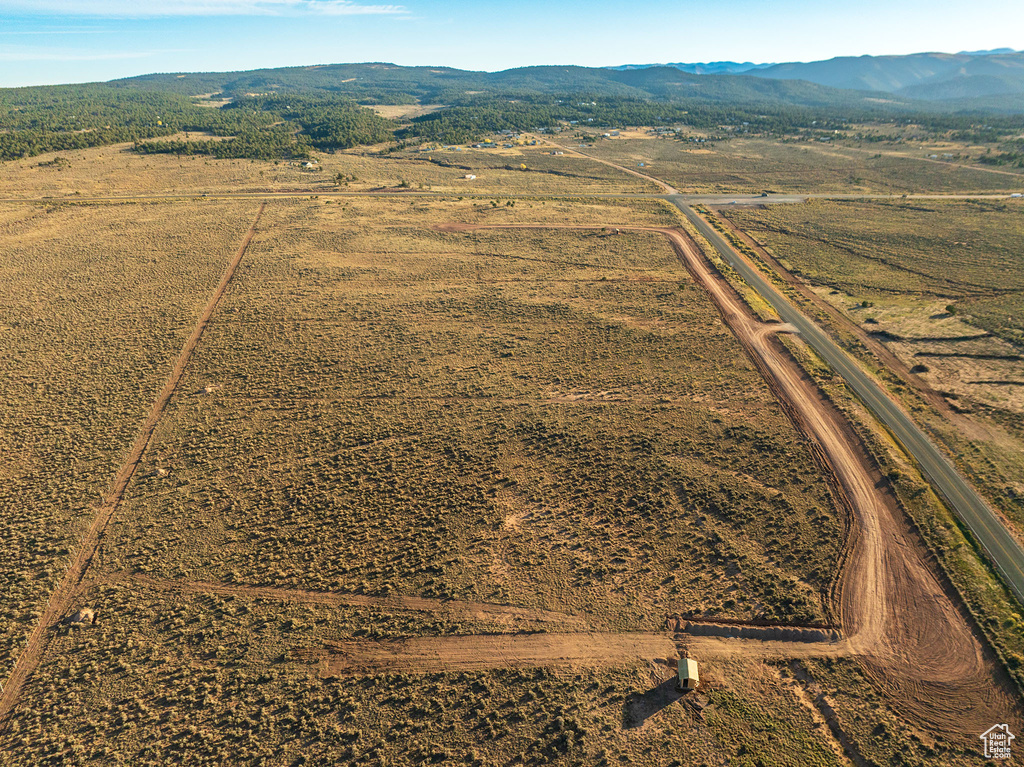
[0,140,657,200]
[97,204,843,629]
[5,575,858,766]
[573,136,1024,194]
[1,140,1022,765]
[719,199,1024,536]
[0,199,262,685]
[0,195,877,764]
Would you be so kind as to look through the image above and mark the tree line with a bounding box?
[2,79,1022,162]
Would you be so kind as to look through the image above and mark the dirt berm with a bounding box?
[678,620,842,643]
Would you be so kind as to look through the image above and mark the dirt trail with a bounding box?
[434,221,1018,738]
[0,204,266,725]
[315,633,676,675]
[537,136,680,194]
[709,210,998,441]
[117,573,589,628]
[797,140,1024,180]
[651,225,1013,734]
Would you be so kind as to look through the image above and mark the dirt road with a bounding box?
[435,222,1018,737]
[0,204,266,724]
[537,136,679,194]
[679,202,1024,611]
[710,211,999,438]
[317,633,677,675]
[3,204,1016,743]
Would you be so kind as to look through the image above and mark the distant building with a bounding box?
[463,174,476,180]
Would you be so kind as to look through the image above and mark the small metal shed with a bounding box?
[678,658,699,691]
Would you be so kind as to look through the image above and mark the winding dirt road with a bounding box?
[428,222,1019,737]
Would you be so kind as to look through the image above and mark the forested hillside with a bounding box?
[2,61,1022,162]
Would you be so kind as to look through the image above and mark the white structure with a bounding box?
[677,658,699,691]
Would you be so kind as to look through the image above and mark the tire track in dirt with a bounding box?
[110,573,590,628]
[0,203,267,726]
[433,222,1018,739]
[313,633,677,675]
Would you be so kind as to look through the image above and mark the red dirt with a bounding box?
[0,204,267,725]
[314,633,676,675]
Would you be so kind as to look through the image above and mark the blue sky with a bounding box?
[1,0,1021,87]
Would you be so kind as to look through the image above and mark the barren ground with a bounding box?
[0,139,1021,765]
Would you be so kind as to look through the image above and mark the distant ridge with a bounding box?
[112,62,914,112]
[611,50,1024,108]
[748,51,1024,105]
[609,61,774,75]
[958,48,1019,56]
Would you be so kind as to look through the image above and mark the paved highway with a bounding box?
[671,198,1024,607]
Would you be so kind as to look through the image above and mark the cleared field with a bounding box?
[98,202,843,629]
[718,197,1024,550]
[577,137,1023,194]
[0,200,261,685]
[0,140,656,199]
[4,577,849,766]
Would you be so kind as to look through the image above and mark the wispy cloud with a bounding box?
[0,47,189,61]
[0,0,407,16]
[0,29,113,35]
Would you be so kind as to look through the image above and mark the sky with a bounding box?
[1,0,1022,88]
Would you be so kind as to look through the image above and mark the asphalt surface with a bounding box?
[671,198,1024,607]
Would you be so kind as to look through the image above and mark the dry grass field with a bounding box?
[0,140,657,199]
[1,142,1019,766]
[719,198,1024,551]
[577,136,1023,194]
[0,193,865,765]
[7,575,850,766]
[98,201,842,628]
[0,199,261,685]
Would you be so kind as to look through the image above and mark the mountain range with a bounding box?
[115,63,903,112]
[614,50,1024,110]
